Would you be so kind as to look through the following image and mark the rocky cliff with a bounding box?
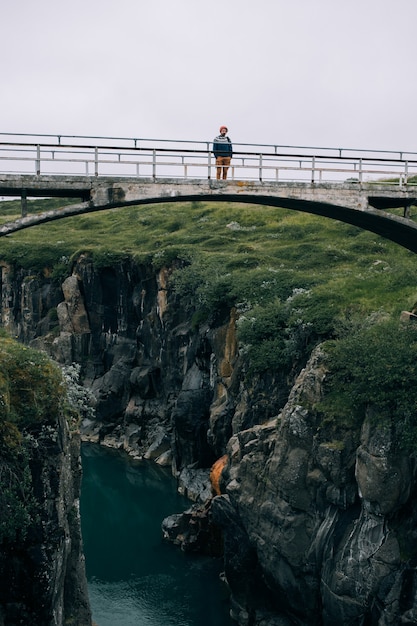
[212,346,417,624]
[0,337,91,626]
[2,255,417,625]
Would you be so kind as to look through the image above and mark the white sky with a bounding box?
[2,0,416,152]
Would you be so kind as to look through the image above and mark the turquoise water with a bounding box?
[80,444,234,626]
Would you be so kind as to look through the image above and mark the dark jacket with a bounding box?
[212,134,233,158]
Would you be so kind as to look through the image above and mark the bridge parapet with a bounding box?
[1,132,417,186]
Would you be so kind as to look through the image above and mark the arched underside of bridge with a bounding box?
[1,192,417,254]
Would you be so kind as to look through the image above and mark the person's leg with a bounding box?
[222,157,231,180]
[216,156,222,179]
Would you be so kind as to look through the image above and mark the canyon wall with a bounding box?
[0,399,91,626]
[2,255,417,625]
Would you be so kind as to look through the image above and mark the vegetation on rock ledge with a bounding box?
[319,317,417,453]
[0,334,66,543]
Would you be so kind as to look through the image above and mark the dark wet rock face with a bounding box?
[0,415,91,626]
[2,256,417,625]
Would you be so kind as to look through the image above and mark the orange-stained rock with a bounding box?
[210,454,228,495]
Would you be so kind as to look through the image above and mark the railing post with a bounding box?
[259,154,263,182]
[152,149,156,180]
[36,145,40,175]
[21,190,27,217]
[404,161,408,186]
[311,156,315,184]
[207,142,211,179]
[95,147,99,176]
[359,158,363,183]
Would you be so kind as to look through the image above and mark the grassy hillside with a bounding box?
[1,196,417,448]
[1,196,417,369]
[0,196,416,313]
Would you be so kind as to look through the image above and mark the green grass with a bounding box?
[0,197,415,305]
[1,197,417,374]
[0,334,64,428]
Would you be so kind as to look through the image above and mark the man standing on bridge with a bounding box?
[213,125,233,180]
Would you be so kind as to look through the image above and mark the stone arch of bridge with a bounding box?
[1,192,417,254]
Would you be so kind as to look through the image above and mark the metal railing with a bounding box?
[0,132,416,186]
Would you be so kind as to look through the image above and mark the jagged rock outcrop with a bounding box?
[2,256,417,625]
[161,499,223,556]
[212,346,417,625]
[1,256,256,470]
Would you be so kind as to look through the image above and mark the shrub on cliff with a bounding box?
[236,287,341,375]
[61,362,95,427]
[319,318,417,452]
[0,336,63,428]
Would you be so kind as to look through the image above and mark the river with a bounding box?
[80,443,234,626]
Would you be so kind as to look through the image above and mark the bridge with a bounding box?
[1,133,417,251]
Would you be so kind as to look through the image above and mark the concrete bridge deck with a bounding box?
[0,174,417,252]
[0,173,416,211]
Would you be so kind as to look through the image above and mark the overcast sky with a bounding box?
[2,0,416,152]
